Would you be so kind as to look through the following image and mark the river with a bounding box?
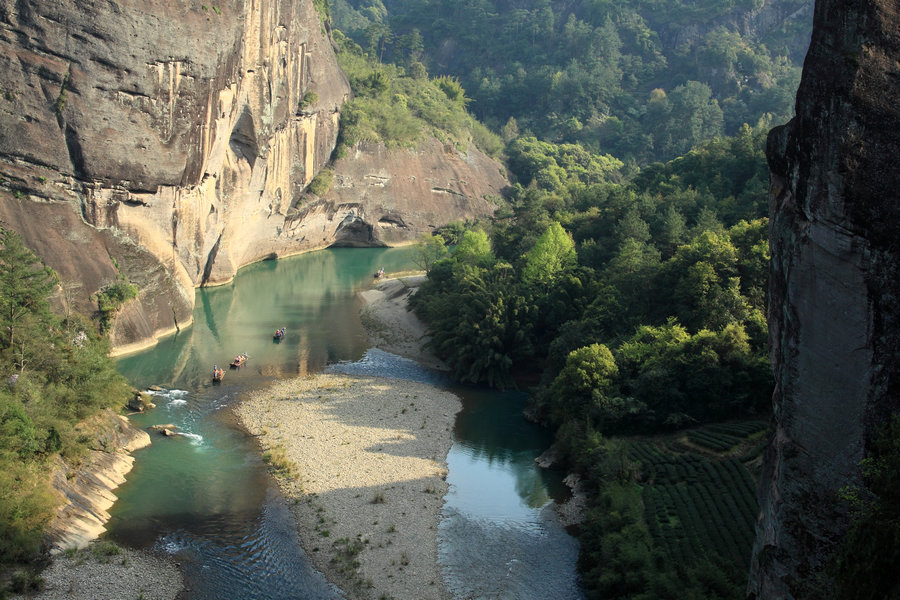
[110,247,584,599]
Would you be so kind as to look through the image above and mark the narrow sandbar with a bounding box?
[236,373,460,600]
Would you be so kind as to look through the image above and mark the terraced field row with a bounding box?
[627,421,768,571]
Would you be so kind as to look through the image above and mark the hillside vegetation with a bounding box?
[332,0,810,163]
[332,30,503,158]
[323,3,812,594]
[409,125,773,597]
[0,228,131,570]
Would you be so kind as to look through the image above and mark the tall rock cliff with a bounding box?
[0,0,507,354]
[749,0,899,597]
[0,0,350,352]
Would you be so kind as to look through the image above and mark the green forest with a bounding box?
[331,0,809,163]
[0,229,133,578]
[327,0,895,597]
[409,128,772,597]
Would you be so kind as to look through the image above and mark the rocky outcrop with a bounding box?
[748,0,900,597]
[0,0,506,355]
[323,138,508,246]
[45,410,152,552]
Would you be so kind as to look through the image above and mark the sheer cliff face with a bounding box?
[0,0,505,353]
[0,0,349,350]
[749,0,900,597]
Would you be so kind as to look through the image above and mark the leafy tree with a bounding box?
[545,343,618,425]
[413,232,449,271]
[660,230,749,332]
[434,75,469,106]
[453,229,494,266]
[521,222,576,287]
[0,229,56,355]
[418,261,532,388]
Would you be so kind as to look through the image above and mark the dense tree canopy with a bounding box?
[332,0,809,163]
[410,126,774,597]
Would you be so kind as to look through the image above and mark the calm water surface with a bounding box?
[110,247,583,599]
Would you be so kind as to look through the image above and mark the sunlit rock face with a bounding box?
[324,138,509,247]
[749,0,900,597]
[0,0,507,353]
[0,0,349,350]
[45,410,152,552]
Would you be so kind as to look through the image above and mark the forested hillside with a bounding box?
[411,124,772,598]
[332,0,811,162]
[322,1,813,596]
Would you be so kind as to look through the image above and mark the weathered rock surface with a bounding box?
[748,0,900,597]
[45,410,152,552]
[150,423,178,436]
[0,0,349,351]
[324,138,508,246]
[0,0,506,354]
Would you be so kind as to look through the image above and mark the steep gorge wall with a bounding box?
[0,0,506,354]
[0,0,350,352]
[749,0,899,597]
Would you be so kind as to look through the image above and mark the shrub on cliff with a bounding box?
[307,168,334,196]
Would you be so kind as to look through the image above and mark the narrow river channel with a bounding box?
[109,247,584,599]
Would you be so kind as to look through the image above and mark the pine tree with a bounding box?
[0,228,56,355]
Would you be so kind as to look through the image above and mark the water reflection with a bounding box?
[116,247,415,388]
[111,248,582,599]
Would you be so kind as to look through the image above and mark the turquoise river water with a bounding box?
[110,247,584,599]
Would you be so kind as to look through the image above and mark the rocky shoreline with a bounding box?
[9,543,183,600]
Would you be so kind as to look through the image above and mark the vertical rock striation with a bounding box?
[0,0,350,352]
[749,0,900,597]
[0,0,506,354]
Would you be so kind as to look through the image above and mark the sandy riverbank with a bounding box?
[359,274,448,371]
[236,374,461,600]
[235,275,461,599]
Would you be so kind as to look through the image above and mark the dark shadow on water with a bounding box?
[113,488,343,600]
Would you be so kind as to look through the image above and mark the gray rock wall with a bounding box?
[748,0,900,596]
